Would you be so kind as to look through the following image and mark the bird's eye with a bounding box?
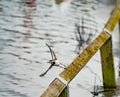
[53,62,55,64]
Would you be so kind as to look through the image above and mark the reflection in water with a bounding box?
[15,0,38,64]
[22,0,36,38]
[24,0,36,7]
[74,16,98,54]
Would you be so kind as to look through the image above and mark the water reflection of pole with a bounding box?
[25,0,36,7]
[22,0,36,38]
[17,0,37,63]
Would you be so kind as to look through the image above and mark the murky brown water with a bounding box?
[0,0,120,97]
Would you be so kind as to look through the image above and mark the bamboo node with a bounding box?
[56,75,68,86]
[103,28,112,35]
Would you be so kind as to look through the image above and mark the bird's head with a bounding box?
[47,59,61,66]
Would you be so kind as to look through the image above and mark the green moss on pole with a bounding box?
[100,37,116,88]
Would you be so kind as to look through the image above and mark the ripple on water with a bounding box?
[0,0,110,97]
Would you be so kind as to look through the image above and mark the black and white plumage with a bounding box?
[46,43,61,66]
[40,43,65,77]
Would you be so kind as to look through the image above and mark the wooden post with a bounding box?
[100,36,116,88]
[116,0,120,5]
[59,3,120,83]
[59,86,68,97]
[105,4,120,32]
[116,0,120,77]
[40,78,68,97]
[40,5,120,97]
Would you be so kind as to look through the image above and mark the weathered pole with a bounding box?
[100,36,116,88]
[40,78,68,97]
[116,0,120,4]
[100,4,120,89]
[59,86,69,97]
[40,5,120,97]
[116,0,120,77]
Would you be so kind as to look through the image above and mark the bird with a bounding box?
[40,43,65,77]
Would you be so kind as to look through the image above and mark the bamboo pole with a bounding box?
[117,0,120,78]
[100,37,116,88]
[59,31,110,82]
[40,4,120,97]
[40,78,67,97]
[105,4,120,32]
[59,86,68,97]
[60,5,120,83]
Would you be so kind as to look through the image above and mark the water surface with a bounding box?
[0,0,120,97]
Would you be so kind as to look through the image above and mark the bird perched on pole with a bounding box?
[40,43,65,77]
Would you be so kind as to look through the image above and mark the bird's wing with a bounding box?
[46,43,57,60]
[46,43,54,60]
[51,48,57,60]
[40,64,53,77]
